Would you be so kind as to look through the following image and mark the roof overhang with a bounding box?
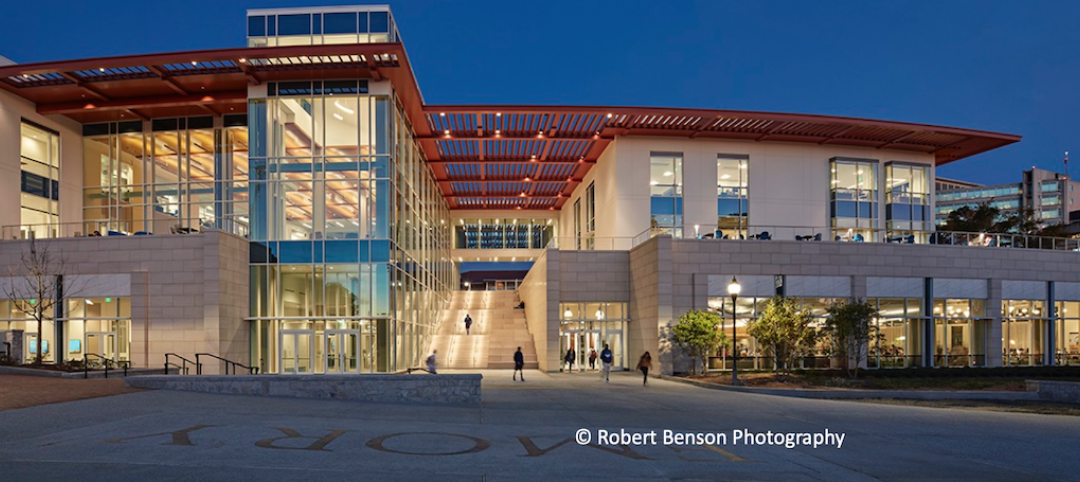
[420,105,1020,210]
[0,43,427,129]
[0,46,1019,212]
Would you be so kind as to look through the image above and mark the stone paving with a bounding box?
[0,370,1078,481]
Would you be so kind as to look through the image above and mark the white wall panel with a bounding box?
[867,277,924,298]
[933,278,988,299]
[786,276,851,297]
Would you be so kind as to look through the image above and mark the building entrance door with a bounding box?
[85,332,117,363]
[324,330,360,374]
[279,330,314,374]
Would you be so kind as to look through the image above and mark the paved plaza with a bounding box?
[0,370,1078,481]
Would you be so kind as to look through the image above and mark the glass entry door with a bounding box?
[279,330,314,374]
[85,332,117,364]
[324,330,360,374]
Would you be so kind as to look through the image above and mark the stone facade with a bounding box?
[528,235,1080,375]
[0,231,249,372]
[125,374,482,406]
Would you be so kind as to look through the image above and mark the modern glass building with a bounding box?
[6,5,1080,377]
[935,167,1080,227]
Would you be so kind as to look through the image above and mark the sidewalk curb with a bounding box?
[660,375,1039,401]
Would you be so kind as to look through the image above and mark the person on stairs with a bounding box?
[464,313,473,335]
[513,346,526,382]
[600,343,614,383]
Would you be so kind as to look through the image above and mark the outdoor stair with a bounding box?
[429,291,539,370]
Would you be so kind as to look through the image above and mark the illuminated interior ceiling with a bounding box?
[0,44,1020,212]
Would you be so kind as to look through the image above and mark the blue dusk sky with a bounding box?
[1,0,1076,185]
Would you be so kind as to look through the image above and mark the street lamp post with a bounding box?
[727,276,742,386]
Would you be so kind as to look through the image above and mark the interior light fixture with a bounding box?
[720,174,732,180]
[333,113,344,121]
[334,100,355,114]
[85,299,94,305]
[650,180,659,186]
[496,112,502,117]
[663,171,673,177]
[444,130,450,136]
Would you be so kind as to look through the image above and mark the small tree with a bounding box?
[2,238,67,367]
[746,296,819,373]
[823,299,879,378]
[669,310,727,375]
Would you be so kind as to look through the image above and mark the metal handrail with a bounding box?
[84,353,128,379]
[165,353,195,375]
[195,353,259,375]
[631,225,1080,252]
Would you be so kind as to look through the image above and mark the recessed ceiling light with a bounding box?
[720,174,731,180]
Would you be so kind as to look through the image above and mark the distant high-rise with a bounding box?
[935,167,1080,227]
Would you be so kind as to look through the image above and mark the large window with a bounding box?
[63,297,132,365]
[932,299,987,367]
[247,9,396,47]
[454,218,553,249]
[1002,300,1046,366]
[82,118,249,237]
[868,298,924,368]
[650,152,682,237]
[717,154,748,239]
[885,162,931,242]
[20,121,60,239]
[1055,301,1080,366]
[559,302,628,370]
[830,158,878,242]
[707,296,837,370]
[585,182,595,249]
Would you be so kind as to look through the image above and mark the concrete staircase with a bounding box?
[429,291,538,370]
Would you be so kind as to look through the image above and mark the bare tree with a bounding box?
[2,237,68,367]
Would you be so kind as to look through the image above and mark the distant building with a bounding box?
[935,168,1080,227]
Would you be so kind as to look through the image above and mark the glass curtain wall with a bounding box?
[1002,300,1046,366]
[559,302,628,371]
[868,298,923,368]
[82,117,250,237]
[885,162,931,243]
[830,158,878,242]
[716,154,748,239]
[932,299,987,367]
[1055,301,1080,366]
[248,80,452,374]
[454,218,554,249]
[650,152,683,237]
[19,121,60,239]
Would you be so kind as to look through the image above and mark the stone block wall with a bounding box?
[0,231,249,372]
[125,374,483,406]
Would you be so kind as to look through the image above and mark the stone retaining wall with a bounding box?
[125,374,482,406]
[1027,380,1080,403]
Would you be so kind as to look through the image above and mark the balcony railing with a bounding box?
[545,235,637,251]
[632,225,1080,252]
[2,220,208,240]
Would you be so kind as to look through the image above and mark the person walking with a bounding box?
[588,349,598,370]
[464,313,473,335]
[637,351,652,386]
[564,347,576,372]
[513,346,525,382]
[426,350,438,375]
[600,343,613,382]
